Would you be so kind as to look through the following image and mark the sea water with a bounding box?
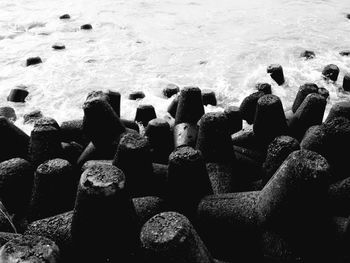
[0,0,350,134]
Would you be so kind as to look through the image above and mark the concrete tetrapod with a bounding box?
[71,164,139,262]
[140,211,215,263]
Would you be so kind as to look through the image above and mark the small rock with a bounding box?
[239,91,265,124]
[201,89,217,106]
[339,50,350,56]
[52,43,65,50]
[128,91,145,100]
[23,110,43,124]
[162,83,180,98]
[134,104,157,126]
[255,83,272,94]
[322,64,339,82]
[267,64,285,85]
[0,107,16,121]
[300,50,315,59]
[81,24,92,30]
[26,57,42,66]
[167,95,179,118]
[0,235,60,262]
[318,87,330,99]
[59,14,70,19]
[343,73,350,92]
[7,86,29,103]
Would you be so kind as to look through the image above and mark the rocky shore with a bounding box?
[1,67,350,262]
[0,12,350,263]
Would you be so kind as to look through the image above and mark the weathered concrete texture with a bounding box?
[175,86,204,125]
[255,83,272,94]
[133,196,169,228]
[77,141,113,167]
[0,158,34,217]
[61,141,84,165]
[261,216,349,263]
[224,106,242,135]
[23,110,43,124]
[71,165,139,262]
[145,118,173,164]
[76,127,137,167]
[202,89,217,106]
[28,125,63,167]
[82,97,126,151]
[140,211,215,263]
[300,125,327,153]
[301,117,350,182]
[33,117,60,130]
[135,104,157,126]
[288,93,326,140]
[292,83,319,113]
[206,163,234,194]
[233,145,265,163]
[105,90,121,117]
[0,117,29,162]
[260,230,303,262]
[24,196,167,262]
[0,232,22,247]
[24,211,73,261]
[60,119,88,147]
[239,91,265,124]
[197,192,260,262]
[151,163,168,198]
[318,87,330,100]
[28,159,77,222]
[0,234,60,263]
[121,118,140,132]
[325,101,350,122]
[253,94,288,146]
[257,150,331,228]
[328,177,350,216]
[196,112,234,163]
[81,159,113,172]
[319,117,350,181]
[113,132,154,197]
[167,147,212,220]
[331,217,350,261]
[0,107,16,121]
[231,128,267,153]
[233,146,264,189]
[262,136,300,184]
[173,122,198,148]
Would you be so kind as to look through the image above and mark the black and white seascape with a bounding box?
[1,0,350,262]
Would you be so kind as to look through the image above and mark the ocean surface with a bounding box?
[1,0,350,134]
